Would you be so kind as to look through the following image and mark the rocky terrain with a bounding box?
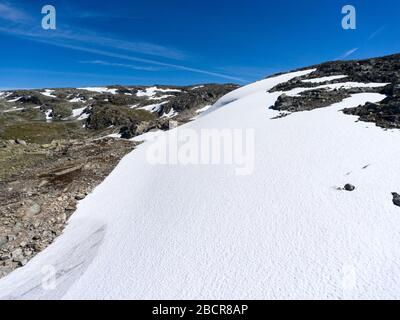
[269,54,400,129]
[268,53,400,211]
[0,83,237,278]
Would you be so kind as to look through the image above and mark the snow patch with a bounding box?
[137,101,168,113]
[7,97,22,103]
[45,109,53,121]
[136,87,181,98]
[149,95,174,101]
[302,75,348,83]
[41,89,57,98]
[285,81,390,97]
[69,97,86,103]
[191,85,205,90]
[161,108,177,118]
[78,87,119,94]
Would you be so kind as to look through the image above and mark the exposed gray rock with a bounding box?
[0,236,8,248]
[272,89,349,113]
[343,99,400,129]
[158,84,238,116]
[25,201,42,217]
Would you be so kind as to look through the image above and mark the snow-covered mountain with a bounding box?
[1,54,400,299]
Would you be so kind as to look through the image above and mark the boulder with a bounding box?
[344,184,356,192]
[392,192,400,207]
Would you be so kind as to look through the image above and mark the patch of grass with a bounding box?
[0,147,47,180]
[0,121,89,144]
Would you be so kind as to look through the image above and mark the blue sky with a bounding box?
[0,0,399,89]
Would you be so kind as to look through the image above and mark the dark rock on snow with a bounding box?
[392,193,400,207]
[344,184,356,192]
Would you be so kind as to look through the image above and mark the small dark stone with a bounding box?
[344,184,356,191]
[75,193,86,201]
[392,193,400,207]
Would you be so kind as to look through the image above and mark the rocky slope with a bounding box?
[270,53,400,129]
[0,83,237,278]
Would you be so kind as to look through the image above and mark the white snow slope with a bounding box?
[1,70,400,300]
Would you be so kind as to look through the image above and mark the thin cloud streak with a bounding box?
[0,2,29,23]
[80,60,164,72]
[38,40,249,83]
[368,26,385,40]
[337,48,359,60]
[79,60,162,72]
[0,23,186,61]
[0,3,248,83]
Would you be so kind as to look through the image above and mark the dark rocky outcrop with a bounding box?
[269,53,400,128]
[343,99,400,129]
[392,193,400,207]
[343,93,400,130]
[86,105,155,130]
[17,95,44,105]
[158,84,239,116]
[271,89,349,113]
[119,121,151,139]
[344,184,356,192]
[307,54,400,84]
[47,103,73,120]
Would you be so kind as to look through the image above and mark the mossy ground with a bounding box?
[0,121,89,144]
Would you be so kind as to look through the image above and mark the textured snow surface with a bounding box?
[1,69,400,300]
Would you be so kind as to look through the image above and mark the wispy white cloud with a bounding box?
[0,3,248,83]
[337,47,359,60]
[80,60,164,72]
[0,2,29,22]
[37,40,248,82]
[0,67,147,80]
[0,23,186,60]
[368,26,385,40]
